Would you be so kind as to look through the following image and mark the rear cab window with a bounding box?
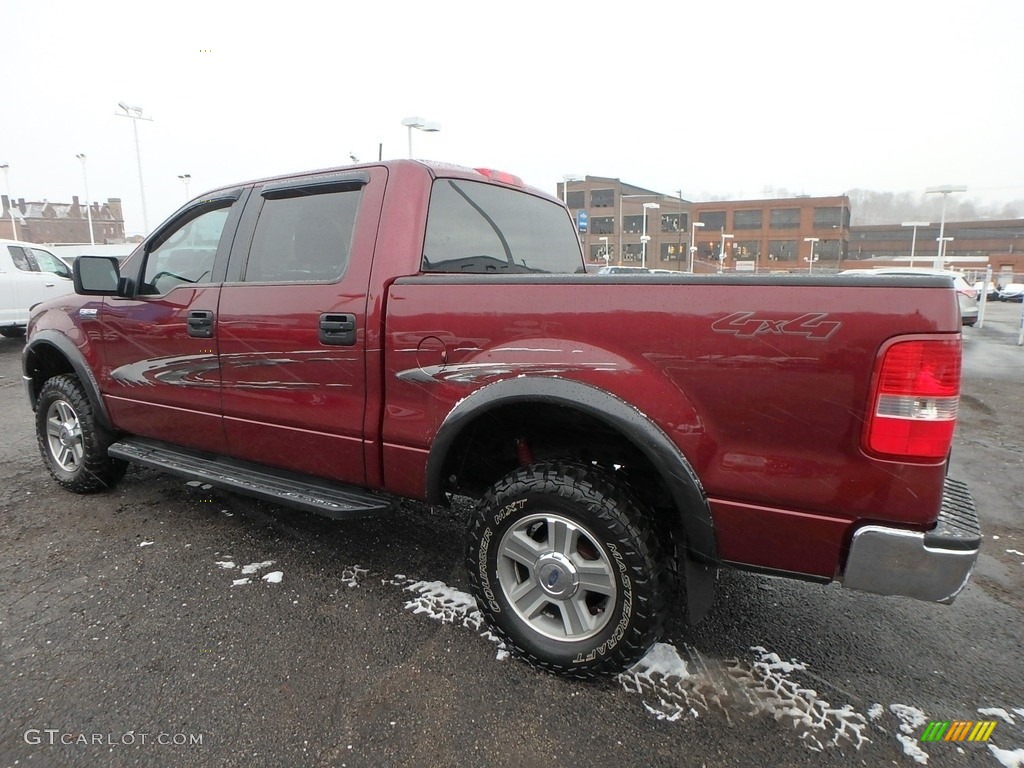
[422,179,583,274]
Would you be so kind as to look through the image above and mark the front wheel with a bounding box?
[0,326,26,338]
[35,374,127,493]
[466,461,667,678]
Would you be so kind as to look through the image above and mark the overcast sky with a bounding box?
[2,0,1021,236]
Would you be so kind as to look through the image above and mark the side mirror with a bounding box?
[74,256,122,296]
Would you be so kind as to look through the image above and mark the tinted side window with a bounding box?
[30,248,71,278]
[243,188,360,283]
[422,180,583,274]
[8,245,37,272]
[142,206,231,294]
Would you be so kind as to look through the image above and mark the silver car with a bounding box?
[841,267,978,326]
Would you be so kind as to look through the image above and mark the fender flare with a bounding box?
[425,377,719,623]
[426,376,718,558]
[23,330,114,431]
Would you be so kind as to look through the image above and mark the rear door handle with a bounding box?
[319,313,356,346]
[187,309,215,338]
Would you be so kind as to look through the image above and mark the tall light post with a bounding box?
[178,173,191,199]
[0,163,16,240]
[901,221,929,267]
[561,174,581,204]
[937,236,954,267]
[401,116,440,158]
[75,154,95,246]
[804,236,819,273]
[641,202,660,269]
[689,221,705,273]
[115,102,153,233]
[925,184,966,269]
[718,231,734,273]
[599,236,610,265]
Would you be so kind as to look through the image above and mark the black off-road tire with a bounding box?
[35,374,127,493]
[0,326,26,338]
[466,461,667,679]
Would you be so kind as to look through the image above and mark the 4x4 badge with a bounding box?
[711,312,841,340]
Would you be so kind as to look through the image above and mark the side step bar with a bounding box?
[108,437,393,520]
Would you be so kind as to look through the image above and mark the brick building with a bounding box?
[1,195,126,244]
[560,177,850,273]
[846,220,1024,280]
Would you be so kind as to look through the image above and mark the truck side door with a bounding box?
[217,168,386,485]
[5,245,70,317]
[98,190,248,453]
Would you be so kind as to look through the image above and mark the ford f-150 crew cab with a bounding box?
[22,160,980,677]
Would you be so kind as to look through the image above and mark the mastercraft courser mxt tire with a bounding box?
[35,374,127,493]
[466,461,667,679]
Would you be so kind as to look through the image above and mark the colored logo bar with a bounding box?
[920,721,997,742]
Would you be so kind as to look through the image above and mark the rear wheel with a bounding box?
[36,374,127,492]
[0,326,26,338]
[466,461,667,678]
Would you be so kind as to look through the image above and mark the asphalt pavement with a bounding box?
[1,303,1023,768]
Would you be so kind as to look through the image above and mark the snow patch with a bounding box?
[215,561,235,570]
[185,480,202,487]
[262,571,283,584]
[241,560,275,575]
[1006,549,1024,557]
[395,577,509,661]
[231,578,250,587]
[989,746,1024,768]
[890,704,929,765]
[867,703,884,721]
[340,565,367,588]
[979,707,1018,724]
[138,541,154,547]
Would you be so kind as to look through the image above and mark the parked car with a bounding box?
[596,265,650,275]
[997,283,1024,302]
[842,267,978,326]
[973,280,1000,301]
[1,239,76,337]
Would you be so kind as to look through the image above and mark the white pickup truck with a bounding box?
[0,239,76,338]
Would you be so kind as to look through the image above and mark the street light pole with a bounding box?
[804,236,819,273]
[178,174,191,199]
[115,102,153,233]
[0,163,17,240]
[401,116,441,159]
[937,236,954,266]
[925,185,966,269]
[599,236,609,265]
[718,231,734,273]
[641,203,660,269]
[75,154,95,246]
[901,221,929,267]
[561,174,581,205]
[689,221,705,273]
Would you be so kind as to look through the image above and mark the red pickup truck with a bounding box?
[22,160,980,677]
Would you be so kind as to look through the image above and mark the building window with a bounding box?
[622,243,643,261]
[733,240,760,260]
[699,211,726,230]
[813,207,844,228]
[733,210,762,230]
[591,189,614,208]
[590,244,612,261]
[660,242,685,261]
[770,208,801,229]
[623,215,643,234]
[768,240,797,261]
[815,239,842,260]
[661,213,687,232]
[591,216,614,234]
[566,191,585,209]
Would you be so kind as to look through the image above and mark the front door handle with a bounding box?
[319,313,356,346]
[187,310,215,338]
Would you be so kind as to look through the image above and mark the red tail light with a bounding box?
[865,337,961,460]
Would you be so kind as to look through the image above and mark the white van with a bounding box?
[0,239,76,337]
